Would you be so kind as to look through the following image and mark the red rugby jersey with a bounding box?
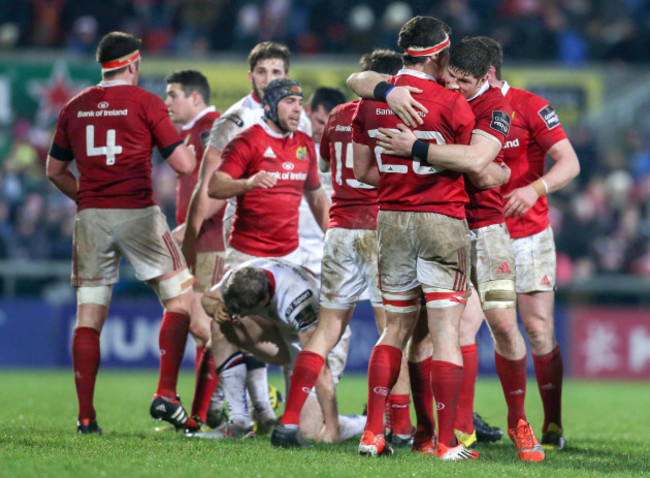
[501,84,568,238]
[465,86,513,230]
[50,81,183,211]
[352,70,474,218]
[175,108,225,253]
[320,100,378,230]
[218,122,320,257]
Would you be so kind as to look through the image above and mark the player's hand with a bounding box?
[386,86,427,128]
[315,423,336,443]
[503,185,539,217]
[201,287,230,323]
[376,124,416,157]
[246,171,277,190]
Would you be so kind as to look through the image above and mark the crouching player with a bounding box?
[189,259,366,442]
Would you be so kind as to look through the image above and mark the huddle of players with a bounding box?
[48,12,578,464]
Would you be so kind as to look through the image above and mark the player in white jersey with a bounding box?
[296,87,346,275]
[183,42,310,434]
[187,258,365,442]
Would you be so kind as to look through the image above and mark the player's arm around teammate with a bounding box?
[346,70,426,128]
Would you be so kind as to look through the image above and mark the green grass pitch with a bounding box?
[0,370,648,477]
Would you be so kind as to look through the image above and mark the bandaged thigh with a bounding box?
[478,279,517,310]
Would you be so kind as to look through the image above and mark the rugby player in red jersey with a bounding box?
[193,78,328,437]
[376,37,545,462]
[164,69,223,427]
[480,36,580,450]
[192,43,311,432]
[351,16,479,461]
[46,32,197,434]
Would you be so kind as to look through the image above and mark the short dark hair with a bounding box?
[448,37,491,80]
[222,267,270,316]
[96,31,141,77]
[398,16,451,67]
[248,41,291,73]
[166,69,210,105]
[359,49,402,75]
[308,87,346,114]
[475,36,503,80]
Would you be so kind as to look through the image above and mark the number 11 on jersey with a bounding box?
[86,125,123,165]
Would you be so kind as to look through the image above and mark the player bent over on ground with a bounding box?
[190,259,366,442]
[196,78,329,437]
[46,31,197,434]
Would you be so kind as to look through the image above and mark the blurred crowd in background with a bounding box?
[2,0,650,281]
[1,0,649,63]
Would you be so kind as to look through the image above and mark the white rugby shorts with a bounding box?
[470,222,516,300]
[511,225,556,293]
[72,206,185,286]
[320,227,382,308]
[377,210,470,293]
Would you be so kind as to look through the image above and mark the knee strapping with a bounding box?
[77,285,113,307]
[151,268,193,301]
[381,292,420,314]
[479,280,517,310]
[422,286,469,308]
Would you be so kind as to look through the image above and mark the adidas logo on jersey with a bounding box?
[496,262,511,274]
[264,147,277,158]
[540,275,551,286]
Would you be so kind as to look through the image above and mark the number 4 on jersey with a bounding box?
[86,125,123,165]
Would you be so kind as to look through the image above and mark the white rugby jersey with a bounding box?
[219,258,320,333]
[297,146,333,275]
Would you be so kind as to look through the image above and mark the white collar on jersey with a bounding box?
[396,68,436,82]
[500,81,511,96]
[244,93,263,111]
[259,116,294,139]
[467,81,490,103]
[181,106,217,131]
[98,79,131,87]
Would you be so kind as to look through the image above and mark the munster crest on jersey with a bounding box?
[296,146,307,160]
